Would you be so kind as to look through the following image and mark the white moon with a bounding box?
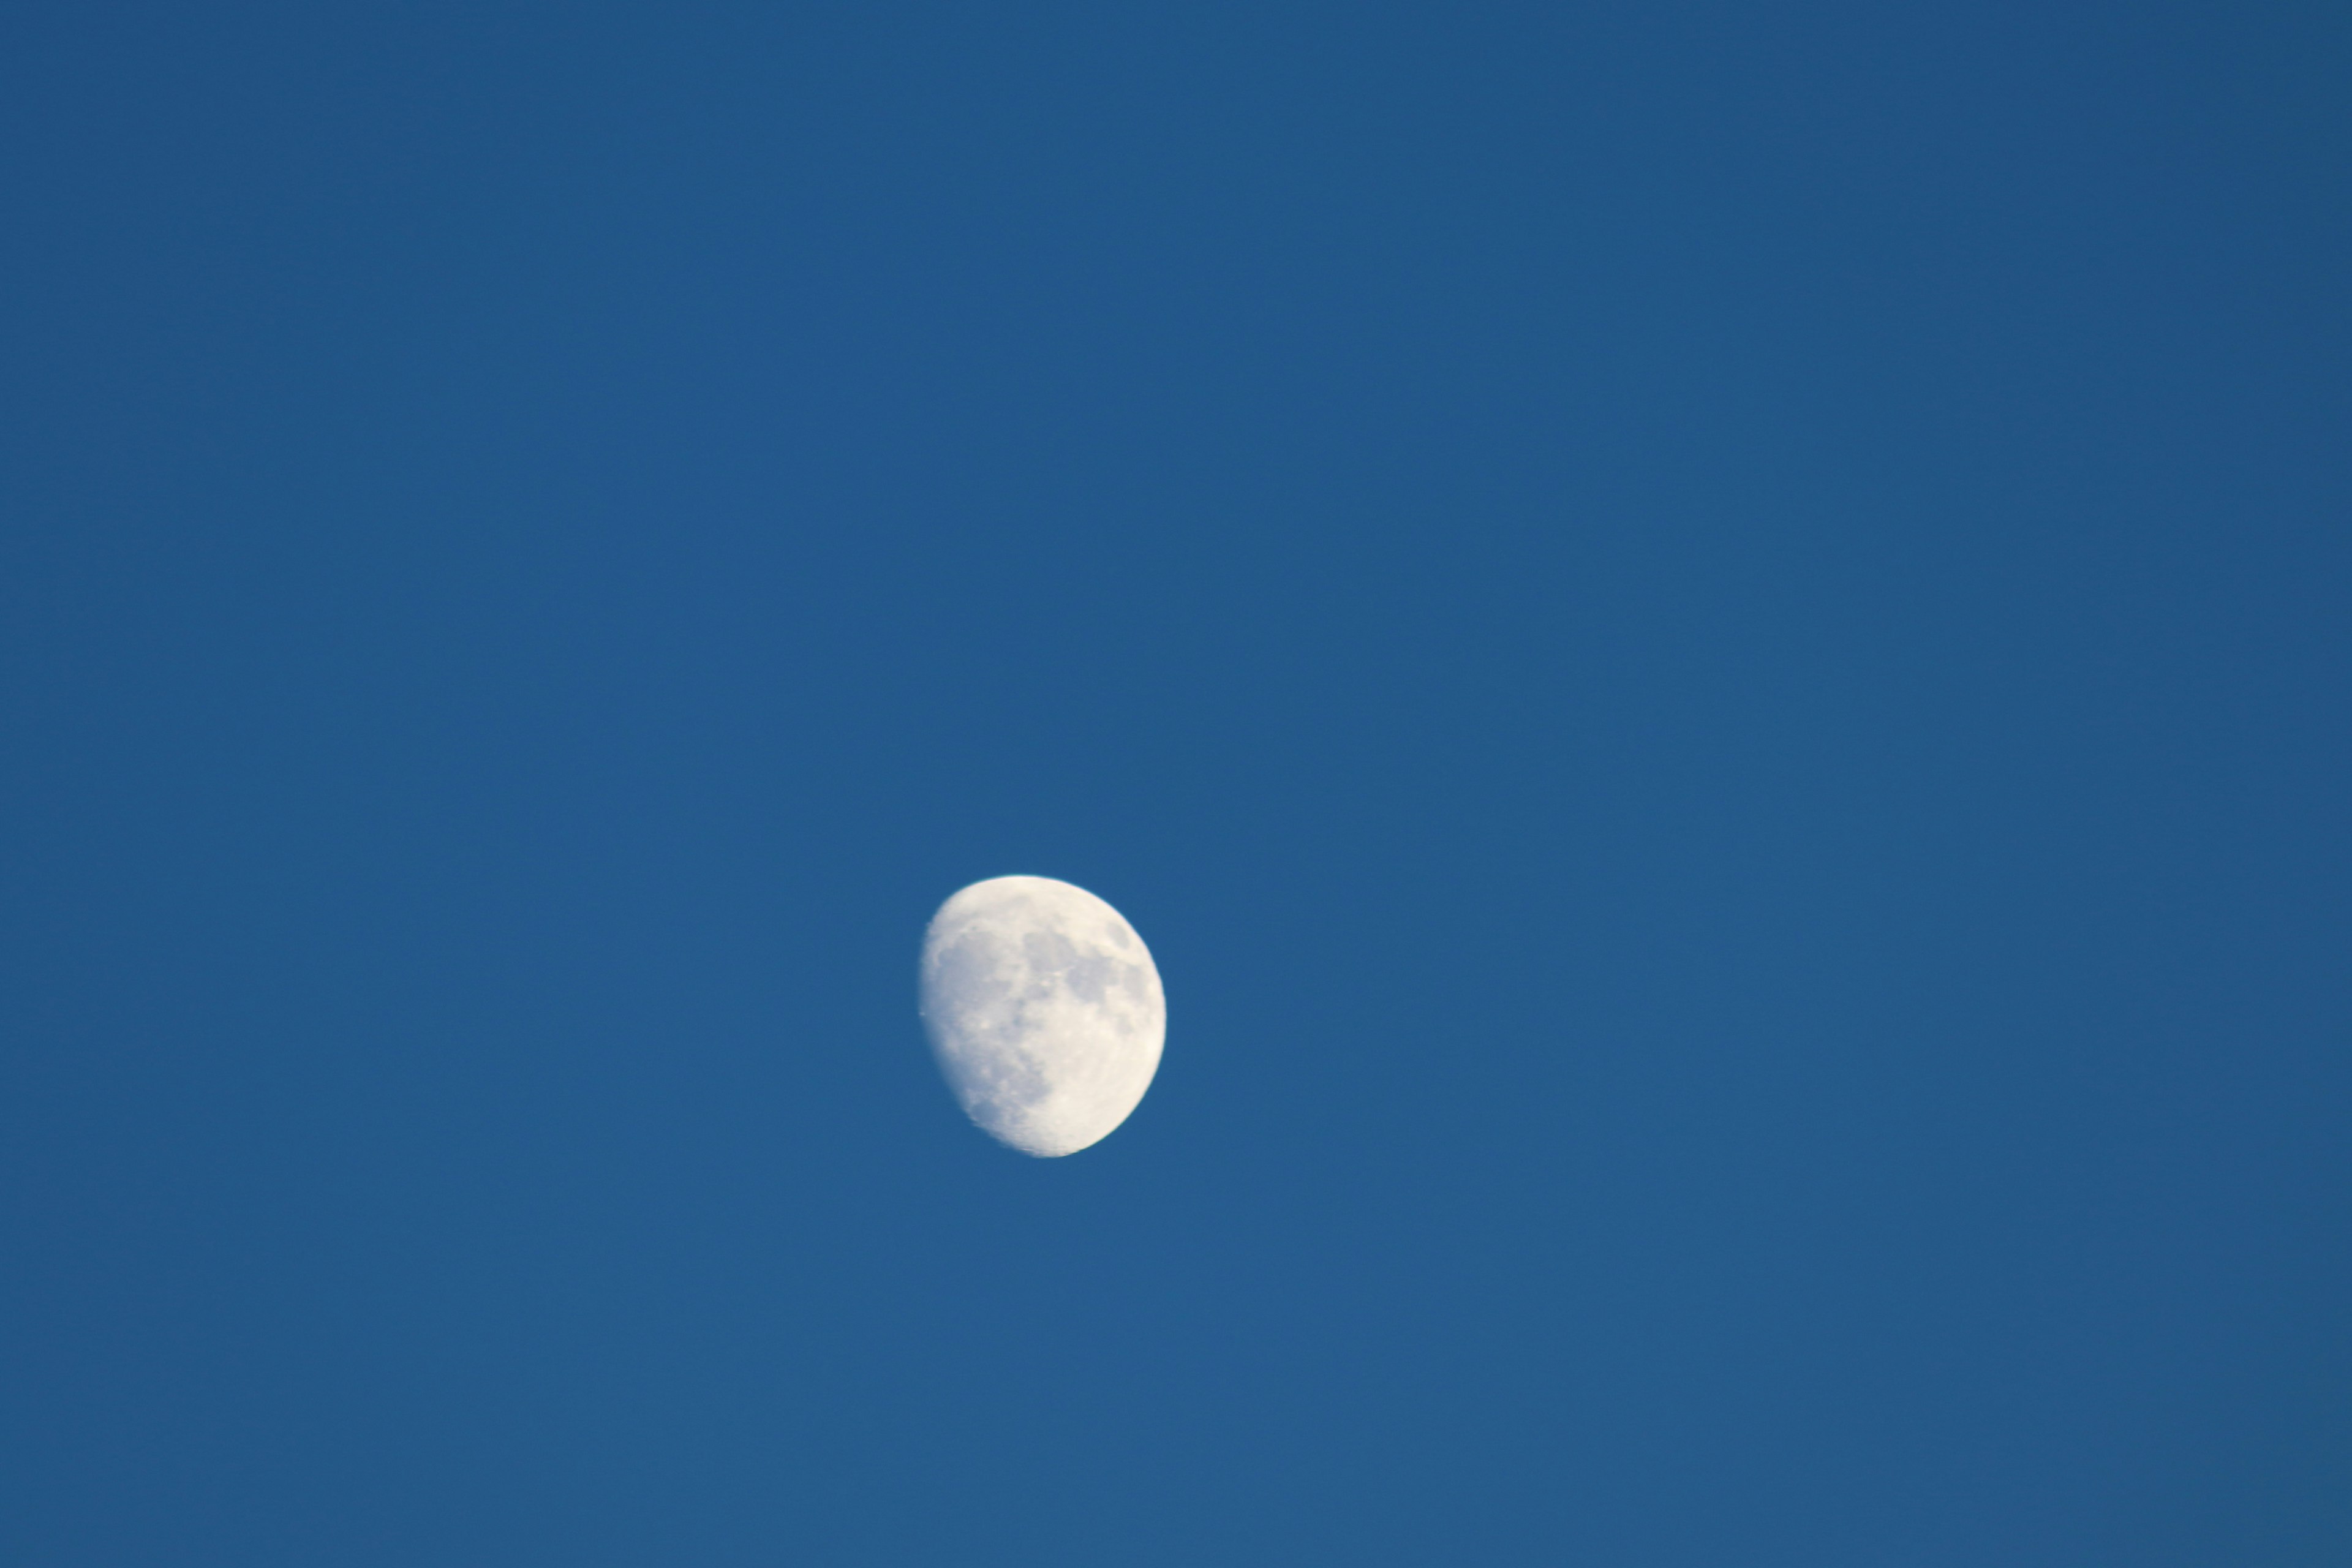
[918,875,1166,1157]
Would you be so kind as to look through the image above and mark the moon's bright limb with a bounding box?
[918,875,1166,1157]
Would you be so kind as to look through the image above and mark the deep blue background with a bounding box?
[3,4,2347,1562]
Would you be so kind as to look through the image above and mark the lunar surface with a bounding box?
[918,875,1166,1157]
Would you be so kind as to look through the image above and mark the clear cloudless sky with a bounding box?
[2,4,2347,1564]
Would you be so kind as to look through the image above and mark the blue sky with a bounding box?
[2,4,2347,1563]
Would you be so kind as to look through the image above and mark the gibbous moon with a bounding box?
[918,875,1166,1157]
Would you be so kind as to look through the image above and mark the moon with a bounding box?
[918,875,1166,1157]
